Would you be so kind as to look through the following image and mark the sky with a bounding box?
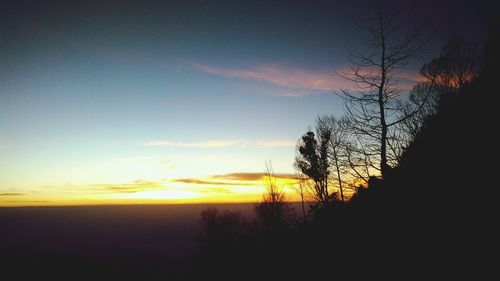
[0,0,490,206]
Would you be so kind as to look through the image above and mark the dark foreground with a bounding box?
[0,203,257,279]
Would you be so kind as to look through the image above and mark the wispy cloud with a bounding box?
[2,200,50,203]
[197,187,234,194]
[171,172,299,188]
[0,192,24,196]
[255,140,296,148]
[194,63,423,95]
[194,63,341,92]
[143,140,240,148]
[91,179,166,193]
[213,172,299,181]
[335,66,425,91]
[172,179,253,186]
[143,139,296,148]
[393,71,426,83]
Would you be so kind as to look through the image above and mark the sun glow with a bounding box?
[0,173,304,206]
[125,190,197,200]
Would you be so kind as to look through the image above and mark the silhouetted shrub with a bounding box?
[254,162,295,235]
[254,200,295,234]
[198,207,244,252]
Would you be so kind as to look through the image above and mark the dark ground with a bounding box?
[0,203,258,279]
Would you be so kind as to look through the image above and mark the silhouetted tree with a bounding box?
[399,82,438,140]
[401,37,479,141]
[316,115,350,203]
[420,37,478,95]
[338,2,425,178]
[295,131,332,206]
[290,172,310,222]
[199,206,244,252]
[342,129,375,186]
[254,162,292,234]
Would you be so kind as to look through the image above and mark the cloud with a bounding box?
[213,172,299,181]
[91,179,166,193]
[173,179,241,185]
[194,63,342,92]
[255,140,296,148]
[143,140,241,148]
[2,200,49,203]
[172,178,254,186]
[0,192,24,196]
[335,65,425,91]
[143,139,296,148]
[392,72,427,90]
[171,172,299,188]
[198,187,234,194]
[394,71,426,84]
[194,63,423,95]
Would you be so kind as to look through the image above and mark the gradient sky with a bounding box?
[0,0,489,205]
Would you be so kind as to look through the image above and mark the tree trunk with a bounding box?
[300,191,306,222]
[333,146,344,203]
[379,16,389,179]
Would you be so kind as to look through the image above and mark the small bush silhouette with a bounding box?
[199,206,244,252]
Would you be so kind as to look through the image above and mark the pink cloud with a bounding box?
[193,63,349,92]
[394,71,426,83]
[336,65,426,91]
[194,63,424,95]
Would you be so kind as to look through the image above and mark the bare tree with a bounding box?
[399,81,438,140]
[342,132,374,187]
[420,37,478,95]
[290,172,309,222]
[316,115,350,203]
[401,37,478,140]
[254,161,291,233]
[338,2,425,178]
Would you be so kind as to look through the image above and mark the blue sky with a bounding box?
[0,0,489,205]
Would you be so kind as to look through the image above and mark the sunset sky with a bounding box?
[0,0,487,206]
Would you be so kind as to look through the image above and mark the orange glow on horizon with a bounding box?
[0,171,371,207]
[0,173,304,207]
